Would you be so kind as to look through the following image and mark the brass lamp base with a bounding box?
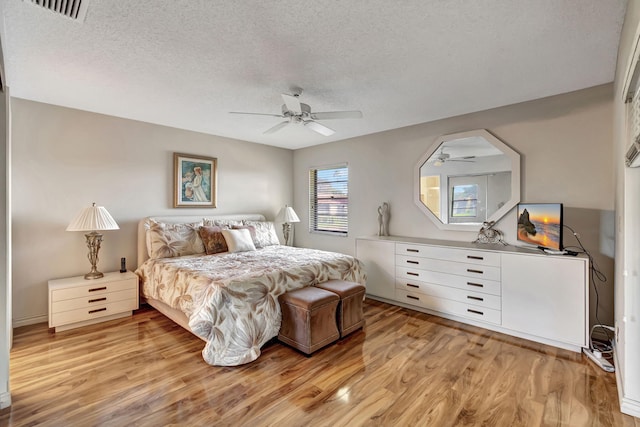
[84,231,104,280]
[84,271,104,280]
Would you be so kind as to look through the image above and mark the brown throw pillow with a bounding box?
[198,225,228,254]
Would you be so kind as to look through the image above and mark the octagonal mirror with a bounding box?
[414,129,520,231]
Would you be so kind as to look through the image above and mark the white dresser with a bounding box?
[356,236,589,352]
[48,271,139,332]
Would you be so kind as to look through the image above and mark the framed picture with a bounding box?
[174,152,217,208]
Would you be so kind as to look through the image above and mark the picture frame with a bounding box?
[173,152,217,208]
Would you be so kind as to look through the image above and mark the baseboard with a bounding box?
[620,396,640,418]
[614,347,640,418]
[0,391,11,409]
[12,314,47,328]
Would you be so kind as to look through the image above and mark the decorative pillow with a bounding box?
[242,220,280,247]
[232,225,257,246]
[203,218,243,228]
[221,228,256,253]
[198,225,228,254]
[147,220,205,259]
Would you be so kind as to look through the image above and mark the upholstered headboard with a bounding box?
[136,214,267,268]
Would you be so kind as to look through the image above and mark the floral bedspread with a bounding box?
[135,245,366,366]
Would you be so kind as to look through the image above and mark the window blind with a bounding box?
[309,164,348,235]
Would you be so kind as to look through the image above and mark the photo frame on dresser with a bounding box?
[173,152,217,208]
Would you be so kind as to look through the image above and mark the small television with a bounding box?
[517,203,563,251]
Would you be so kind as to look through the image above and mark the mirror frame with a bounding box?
[414,129,521,231]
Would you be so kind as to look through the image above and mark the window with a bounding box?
[451,184,478,217]
[309,164,348,235]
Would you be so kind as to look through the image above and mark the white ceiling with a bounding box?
[1,0,628,150]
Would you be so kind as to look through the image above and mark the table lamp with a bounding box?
[277,205,300,246]
[66,202,119,279]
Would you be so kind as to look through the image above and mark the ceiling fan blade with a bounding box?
[229,112,284,118]
[282,94,302,114]
[311,111,363,120]
[304,120,335,136]
[263,120,290,135]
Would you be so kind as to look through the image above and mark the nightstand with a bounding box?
[48,271,139,332]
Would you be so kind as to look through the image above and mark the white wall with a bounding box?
[11,99,293,326]
[294,84,615,327]
[613,0,640,417]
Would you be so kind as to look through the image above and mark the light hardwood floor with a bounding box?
[1,300,638,426]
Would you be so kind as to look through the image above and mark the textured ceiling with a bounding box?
[1,0,628,149]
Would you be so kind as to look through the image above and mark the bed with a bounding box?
[135,214,366,366]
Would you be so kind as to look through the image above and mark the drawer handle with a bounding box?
[467,255,484,260]
[406,283,419,288]
[407,272,419,277]
[467,269,484,274]
[467,282,484,288]
[406,249,419,253]
[406,260,419,265]
[88,308,107,314]
[88,286,107,292]
[467,309,484,316]
[406,295,420,301]
[467,296,484,301]
[88,297,107,303]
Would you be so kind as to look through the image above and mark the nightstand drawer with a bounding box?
[51,298,139,327]
[51,288,137,312]
[51,277,136,302]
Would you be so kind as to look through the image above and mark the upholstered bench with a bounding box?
[314,280,365,337]
[278,286,340,355]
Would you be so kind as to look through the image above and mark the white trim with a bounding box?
[614,347,640,418]
[12,314,47,328]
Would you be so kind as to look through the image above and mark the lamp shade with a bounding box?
[277,206,300,223]
[66,203,120,231]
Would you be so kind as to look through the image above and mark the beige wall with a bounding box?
[11,99,293,326]
[613,0,640,414]
[294,84,615,327]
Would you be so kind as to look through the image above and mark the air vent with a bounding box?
[25,0,89,22]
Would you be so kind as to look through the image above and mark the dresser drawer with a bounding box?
[51,278,137,302]
[396,243,500,267]
[52,288,137,312]
[397,259,501,282]
[396,279,501,310]
[396,289,501,325]
[396,268,501,296]
[51,298,139,327]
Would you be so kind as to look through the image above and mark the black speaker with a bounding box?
[120,257,127,273]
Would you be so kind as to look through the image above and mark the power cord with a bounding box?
[563,224,613,357]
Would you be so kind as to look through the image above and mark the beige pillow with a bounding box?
[198,226,228,254]
[221,228,256,253]
[147,220,205,259]
[242,220,280,247]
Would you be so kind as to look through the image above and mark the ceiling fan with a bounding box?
[229,89,363,136]
[431,147,476,166]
